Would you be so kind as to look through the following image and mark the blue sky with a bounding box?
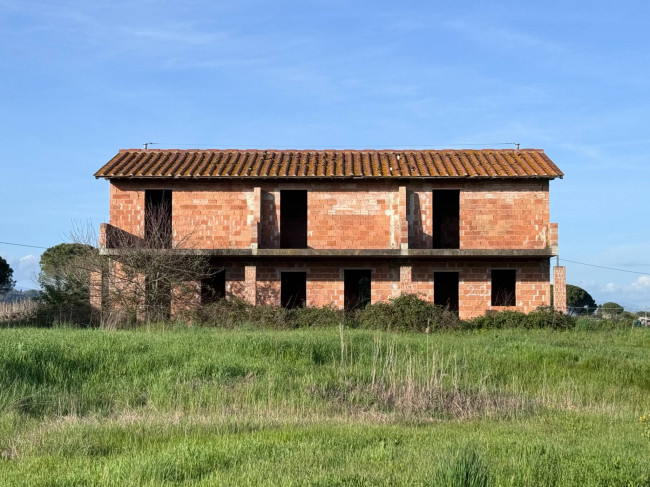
[1,0,649,309]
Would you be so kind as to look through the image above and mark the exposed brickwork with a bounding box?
[307,183,399,249]
[205,259,550,319]
[553,266,567,313]
[109,179,554,252]
[109,183,144,238]
[104,174,558,319]
[400,265,413,295]
[172,185,255,249]
[244,265,257,305]
[460,180,549,250]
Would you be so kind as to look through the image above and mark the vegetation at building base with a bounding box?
[0,326,648,485]
[2,291,640,332]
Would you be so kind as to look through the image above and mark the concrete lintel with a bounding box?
[100,248,556,258]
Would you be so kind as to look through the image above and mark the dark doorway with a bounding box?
[201,270,226,305]
[344,270,371,311]
[491,269,516,306]
[280,190,307,249]
[434,272,459,314]
[281,272,307,308]
[145,190,172,248]
[145,274,171,322]
[432,190,459,249]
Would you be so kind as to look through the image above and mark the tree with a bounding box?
[71,205,213,327]
[566,284,597,315]
[39,243,95,305]
[0,256,15,295]
[597,301,624,319]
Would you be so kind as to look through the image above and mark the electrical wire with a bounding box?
[0,241,48,250]
[561,258,650,276]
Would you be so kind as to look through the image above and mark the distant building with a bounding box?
[93,148,566,319]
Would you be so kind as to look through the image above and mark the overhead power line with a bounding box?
[561,258,650,276]
[0,241,48,250]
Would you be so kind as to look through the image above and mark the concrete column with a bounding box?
[553,266,566,313]
[251,187,261,250]
[398,185,408,250]
[89,257,110,327]
[245,265,257,305]
[548,223,559,255]
[400,265,413,295]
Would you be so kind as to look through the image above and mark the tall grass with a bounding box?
[0,327,648,485]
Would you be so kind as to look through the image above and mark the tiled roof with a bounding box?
[95,149,563,179]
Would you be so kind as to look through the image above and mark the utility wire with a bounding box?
[0,241,48,250]
[561,258,650,276]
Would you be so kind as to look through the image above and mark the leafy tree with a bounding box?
[597,301,624,319]
[566,284,597,314]
[0,256,15,295]
[38,243,95,306]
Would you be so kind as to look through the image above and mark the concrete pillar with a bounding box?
[89,257,111,327]
[398,185,408,250]
[245,265,257,305]
[400,265,413,295]
[251,187,261,250]
[553,266,566,313]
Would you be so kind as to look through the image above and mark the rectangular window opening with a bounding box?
[281,272,307,308]
[344,270,371,311]
[434,272,459,315]
[201,269,226,305]
[491,269,516,306]
[432,190,459,249]
[145,190,172,248]
[280,190,307,249]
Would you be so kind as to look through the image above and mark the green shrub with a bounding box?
[575,316,634,331]
[356,294,461,332]
[192,299,344,330]
[464,308,575,330]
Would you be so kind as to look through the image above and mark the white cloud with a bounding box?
[630,275,650,291]
[595,275,650,311]
[0,252,40,290]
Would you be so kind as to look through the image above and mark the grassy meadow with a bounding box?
[0,325,648,485]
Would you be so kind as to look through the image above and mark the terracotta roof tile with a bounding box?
[95,148,563,179]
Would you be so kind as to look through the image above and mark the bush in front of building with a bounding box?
[192,298,345,329]
[464,307,575,330]
[192,295,582,331]
[355,294,461,332]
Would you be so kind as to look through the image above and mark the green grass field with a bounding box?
[0,326,648,485]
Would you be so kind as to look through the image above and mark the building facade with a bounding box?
[94,148,566,319]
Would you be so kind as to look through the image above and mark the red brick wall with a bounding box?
[110,181,257,249]
[460,180,549,250]
[110,179,552,251]
[173,186,255,249]
[307,184,399,249]
[407,180,551,250]
[553,266,567,313]
[207,259,549,319]
[259,182,400,249]
[109,183,144,238]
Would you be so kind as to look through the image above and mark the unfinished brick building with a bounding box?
[94,148,566,319]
